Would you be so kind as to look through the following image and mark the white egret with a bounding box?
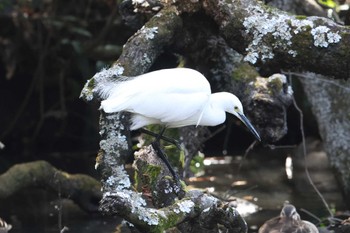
[99,68,261,178]
[100,68,260,140]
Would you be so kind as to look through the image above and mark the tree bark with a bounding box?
[201,0,350,79]
[299,74,350,207]
[99,145,247,233]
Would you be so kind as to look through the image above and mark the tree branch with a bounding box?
[0,160,101,212]
[202,0,350,78]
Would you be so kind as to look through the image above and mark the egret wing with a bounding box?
[100,67,213,128]
[128,91,210,125]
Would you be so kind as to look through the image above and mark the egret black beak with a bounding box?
[238,112,261,141]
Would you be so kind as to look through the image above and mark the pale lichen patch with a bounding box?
[141,53,152,66]
[290,18,314,34]
[311,26,341,47]
[203,207,210,212]
[177,200,194,213]
[104,190,146,208]
[80,79,94,101]
[99,126,128,153]
[137,207,160,225]
[105,165,131,191]
[90,65,125,100]
[242,4,342,63]
[132,0,150,12]
[163,182,173,194]
[139,26,158,40]
[243,5,293,63]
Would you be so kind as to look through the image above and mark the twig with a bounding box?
[55,172,64,232]
[290,73,334,218]
[283,71,350,92]
[84,2,119,51]
[222,120,233,155]
[202,125,227,144]
[300,208,322,223]
[235,140,257,177]
[59,63,67,116]
[1,15,52,141]
[0,65,38,139]
[60,226,69,233]
[266,144,297,150]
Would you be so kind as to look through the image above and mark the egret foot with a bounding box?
[151,141,180,182]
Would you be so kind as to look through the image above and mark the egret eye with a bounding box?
[234,106,239,111]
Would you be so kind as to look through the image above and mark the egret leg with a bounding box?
[139,128,181,149]
[155,126,166,142]
[149,127,180,181]
[151,141,180,181]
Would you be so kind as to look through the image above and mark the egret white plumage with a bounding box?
[100,68,260,141]
[0,217,12,233]
[99,68,260,179]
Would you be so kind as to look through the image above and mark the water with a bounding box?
[0,144,345,232]
[189,144,344,232]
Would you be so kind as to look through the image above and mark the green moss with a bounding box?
[80,77,96,101]
[151,199,194,232]
[160,213,180,231]
[267,77,283,94]
[232,63,259,82]
[289,31,313,59]
[145,164,162,182]
[133,170,139,190]
[133,163,162,189]
[295,15,307,20]
[259,2,278,14]
[179,179,188,191]
[190,152,204,175]
[146,5,180,30]
[87,78,95,89]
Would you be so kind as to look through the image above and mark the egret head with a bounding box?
[229,95,261,142]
